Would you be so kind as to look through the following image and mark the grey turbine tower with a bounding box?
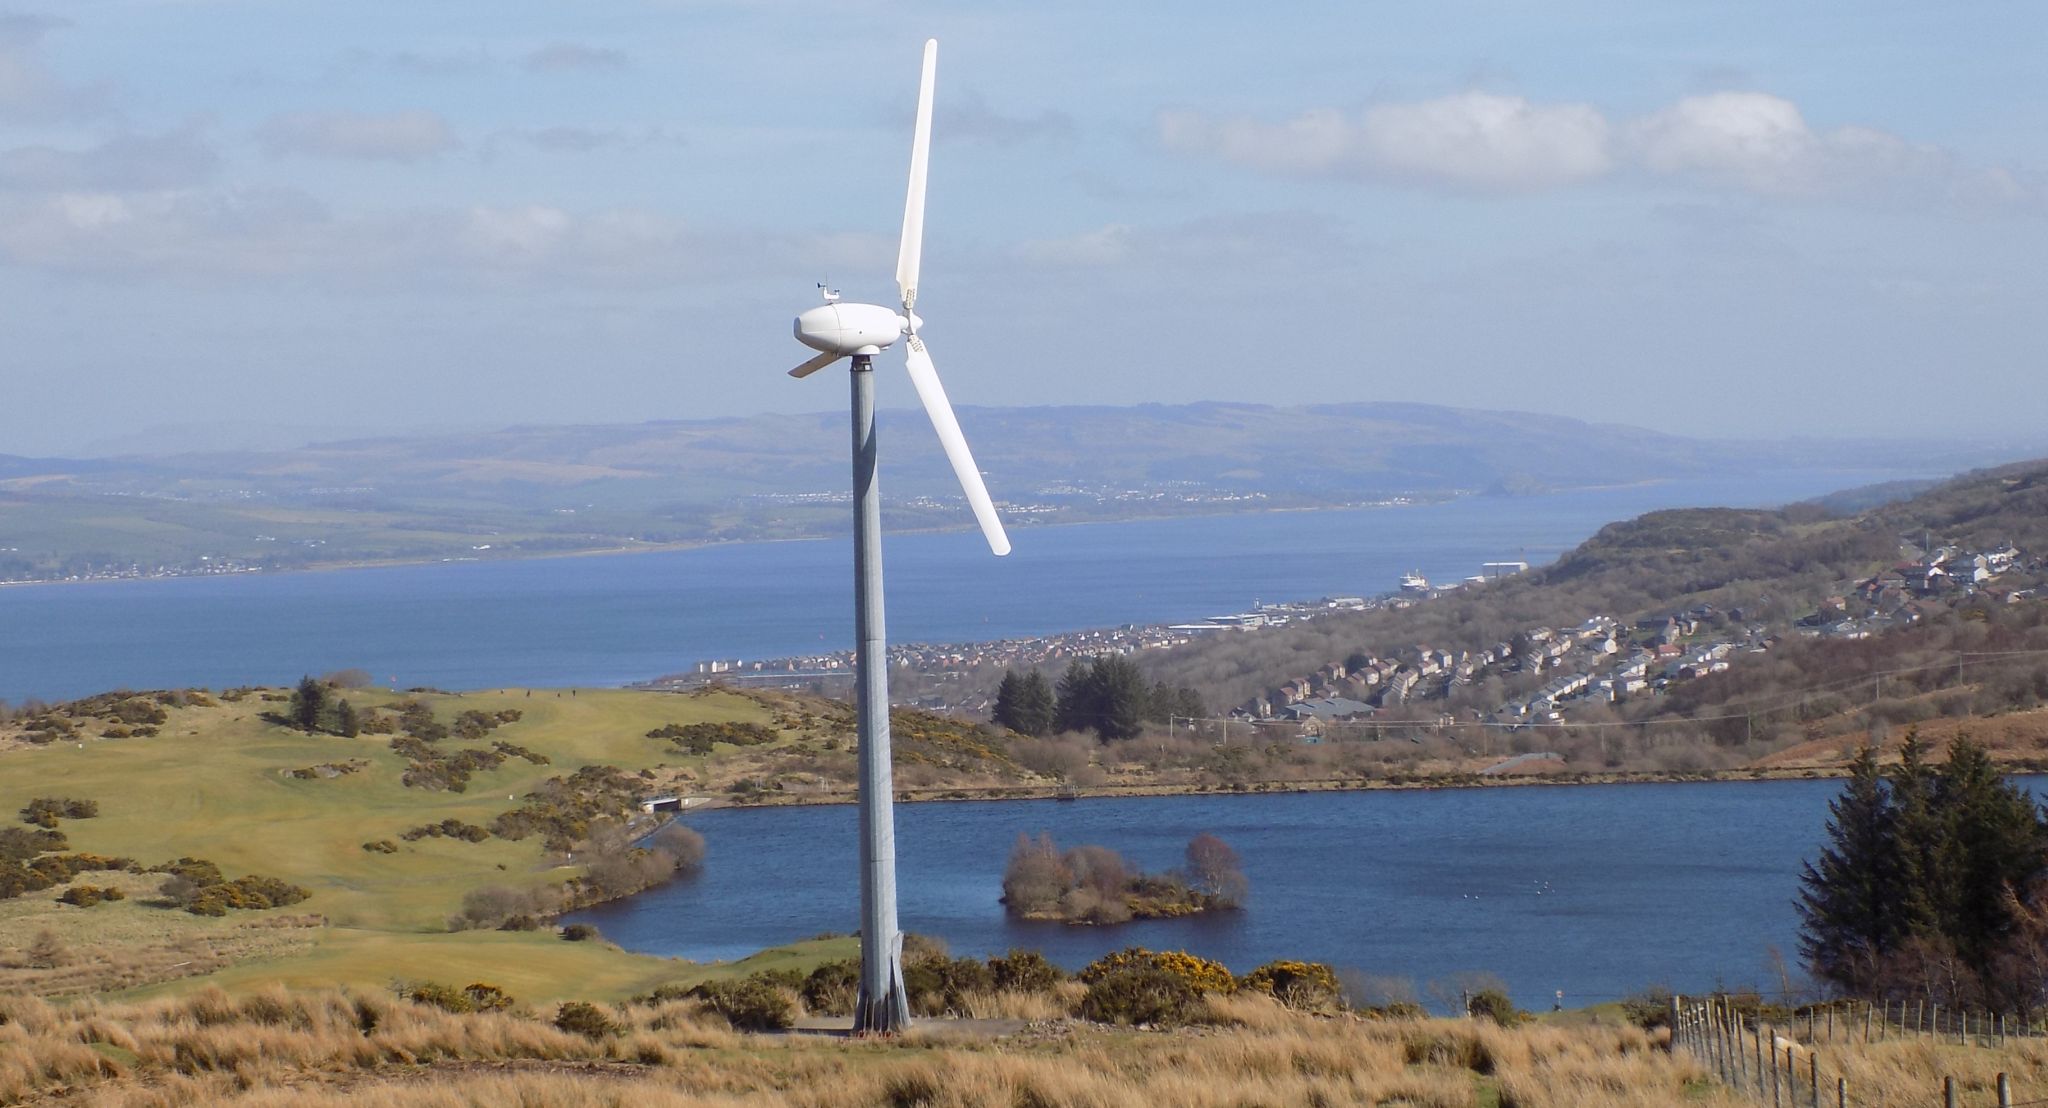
[785,37,1011,1033]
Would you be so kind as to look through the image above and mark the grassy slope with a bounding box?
[0,687,857,1002]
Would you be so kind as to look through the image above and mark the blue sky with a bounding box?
[1,1,2042,455]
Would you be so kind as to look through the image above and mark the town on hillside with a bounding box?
[650,538,2041,742]
[1232,539,2037,740]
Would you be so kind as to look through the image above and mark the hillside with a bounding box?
[0,683,1036,1002]
[1116,459,2048,778]
[0,401,2013,583]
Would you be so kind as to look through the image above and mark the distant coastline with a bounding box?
[0,490,1473,591]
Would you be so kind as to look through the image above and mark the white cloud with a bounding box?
[0,185,888,289]
[256,110,460,163]
[1016,212,1351,270]
[0,13,108,123]
[937,92,1074,147]
[522,43,628,73]
[1163,89,2037,209]
[1017,223,1134,267]
[1161,92,1612,191]
[0,129,218,191]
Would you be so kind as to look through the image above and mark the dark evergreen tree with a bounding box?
[1054,660,1097,735]
[1012,670,1056,737]
[335,699,361,739]
[290,675,326,733]
[992,670,1027,733]
[1091,655,1149,740]
[1051,657,1150,740]
[1797,745,1897,993]
[1939,735,2048,966]
[1888,730,1951,940]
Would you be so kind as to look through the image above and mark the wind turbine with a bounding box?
[786,37,1009,1034]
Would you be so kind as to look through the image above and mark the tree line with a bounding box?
[1798,731,2048,1013]
[991,656,1204,740]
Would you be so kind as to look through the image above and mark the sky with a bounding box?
[0,1,2042,457]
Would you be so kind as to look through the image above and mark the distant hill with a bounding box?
[0,401,2026,582]
[1139,458,2048,773]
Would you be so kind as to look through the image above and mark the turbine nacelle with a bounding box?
[793,302,915,357]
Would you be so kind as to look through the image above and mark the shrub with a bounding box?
[405,982,477,1013]
[988,949,1066,993]
[57,884,123,907]
[554,1001,617,1039]
[689,978,794,1031]
[400,819,492,843]
[1079,966,1198,1026]
[647,721,779,754]
[464,983,514,1012]
[1240,960,1340,1012]
[0,826,67,862]
[1620,988,1674,1030]
[802,959,859,1016]
[649,823,706,871]
[1468,988,1525,1027]
[26,928,69,968]
[1080,947,1235,995]
[361,840,400,854]
[453,884,556,931]
[560,923,600,942]
[904,956,993,1017]
[20,797,97,827]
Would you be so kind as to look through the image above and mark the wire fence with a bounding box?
[1672,995,2042,1107]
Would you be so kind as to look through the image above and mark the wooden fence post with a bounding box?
[1809,1052,1819,1108]
[1755,1024,1766,1097]
[1770,1028,1781,1108]
[1946,1074,1958,1108]
[1837,1076,1848,1108]
[1864,1001,1873,1044]
[1999,1071,2012,1107]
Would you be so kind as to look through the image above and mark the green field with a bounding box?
[0,686,855,1002]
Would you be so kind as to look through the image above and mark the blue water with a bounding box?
[567,779,2042,1011]
[0,469,1906,704]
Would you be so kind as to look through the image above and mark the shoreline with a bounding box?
[682,761,1967,813]
[0,489,1500,592]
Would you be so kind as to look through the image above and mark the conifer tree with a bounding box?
[992,670,1026,732]
[1888,730,1951,940]
[1939,735,2048,965]
[1797,745,1897,992]
[1054,660,1096,735]
[290,675,327,733]
[1012,670,1056,737]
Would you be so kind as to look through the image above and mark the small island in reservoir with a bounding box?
[1001,831,1248,924]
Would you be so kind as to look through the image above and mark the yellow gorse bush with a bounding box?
[1080,947,1237,994]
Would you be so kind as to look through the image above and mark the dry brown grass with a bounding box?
[1752,1028,2048,1106]
[0,984,1768,1107]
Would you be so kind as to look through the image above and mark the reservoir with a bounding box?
[567,777,1951,1011]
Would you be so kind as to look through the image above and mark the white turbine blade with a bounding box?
[895,38,937,312]
[902,335,1009,556]
[789,350,841,378]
